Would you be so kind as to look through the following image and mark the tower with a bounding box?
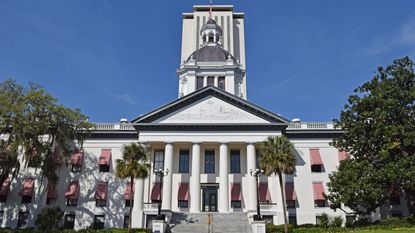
[177,5,247,99]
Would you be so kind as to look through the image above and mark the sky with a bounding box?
[1,0,415,123]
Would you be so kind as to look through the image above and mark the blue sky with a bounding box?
[1,0,414,122]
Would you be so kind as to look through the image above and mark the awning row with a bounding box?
[310,149,348,165]
[69,149,112,166]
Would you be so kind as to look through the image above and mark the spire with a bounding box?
[209,0,213,19]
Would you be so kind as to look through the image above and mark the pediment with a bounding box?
[154,96,270,124]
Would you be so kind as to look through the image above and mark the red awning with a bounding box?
[65,181,79,199]
[231,183,242,201]
[124,182,135,200]
[0,177,11,196]
[338,150,347,161]
[259,183,271,201]
[47,183,57,199]
[310,149,323,165]
[313,182,325,200]
[19,178,34,196]
[285,183,297,201]
[95,182,108,200]
[99,149,111,166]
[177,183,189,201]
[151,183,161,201]
[53,148,62,165]
[70,149,84,166]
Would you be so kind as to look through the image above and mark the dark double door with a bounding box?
[202,186,217,212]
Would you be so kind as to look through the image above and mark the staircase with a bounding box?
[169,212,252,233]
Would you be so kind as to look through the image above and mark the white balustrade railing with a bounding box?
[287,122,336,130]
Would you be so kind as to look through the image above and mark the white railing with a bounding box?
[95,123,134,131]
[143,202,159,211]
[287,122,336,130]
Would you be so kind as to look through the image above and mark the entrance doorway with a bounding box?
[202,186,218,212]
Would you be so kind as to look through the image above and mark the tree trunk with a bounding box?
[129,176,134,232]
[278,172,289,233]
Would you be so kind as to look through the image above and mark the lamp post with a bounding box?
[250,168,263,221]
[155,168,169,219]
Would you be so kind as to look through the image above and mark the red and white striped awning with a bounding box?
[310,149,323,165]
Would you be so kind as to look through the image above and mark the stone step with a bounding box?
[170,212,252,233]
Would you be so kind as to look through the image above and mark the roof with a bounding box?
[187,44,235,62]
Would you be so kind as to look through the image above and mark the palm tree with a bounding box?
[260,136,296,233]
[115,143,150,232]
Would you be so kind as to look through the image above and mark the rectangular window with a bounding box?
[204,150,215,173]
[125,199,134,208]
[46,197,55,205]
[390,196,401,205]
[66,198,78,206]
[311,164,323,173]
[0,211,3,227]
[231,200,241,208]
[123,215,129,228]
[64,214,75,229]
[17,211,29,229]
[71,164,82,172]
[179,150,190,173]
[196,76,204,90]
[153,150,164,172]
[289,215,297,226]
[230,150,241,173]
[286,200,296,208]
[178,200,189,208]
[218,77,225,90]
[314,200,326,207]
[207,76,214,86]
[262,215,274,224]
[93,215,105,229]
[96,199,106,207]
[99,165,110,172]
[0,195,7,203]
[21,195,32,204]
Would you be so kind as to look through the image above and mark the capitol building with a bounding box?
[0,5,409,231]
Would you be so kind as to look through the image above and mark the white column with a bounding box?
[162,142,174,210]
[247,142,257,211]
[131,177,145,228]
[214,76,219,88]
[190,142,201,212]
[219,142,229,212]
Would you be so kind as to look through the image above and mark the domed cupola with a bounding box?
[200,18,223,44]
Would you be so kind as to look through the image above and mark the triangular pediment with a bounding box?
[132,86,289,126]
[154,96,270,124]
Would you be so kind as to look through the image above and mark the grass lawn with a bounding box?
[355,229,415,233]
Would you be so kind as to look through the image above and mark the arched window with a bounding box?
[208,33,214,42]
[218,77,225,90]
[207,76,214,86]
[196,76,204,90]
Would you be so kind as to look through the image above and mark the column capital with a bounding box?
[191,141,201,145]
[219,141,229,145]
[246,142,257,146]
[164,141,175,145]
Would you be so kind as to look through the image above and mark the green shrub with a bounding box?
[35,207,64,231]
[330,216,343,227]
[318,214,330,228]
[266,223,294,233]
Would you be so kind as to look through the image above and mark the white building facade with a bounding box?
[0,5,409,231]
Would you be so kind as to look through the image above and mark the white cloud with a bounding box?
[113,93,136,105]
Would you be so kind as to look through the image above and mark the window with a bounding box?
[64,214,75,229]
[311,164,323,173]
[314,200,326,207]
[196,76,204,90]
[207,76,214,86]
[230,150,241,173]
[99,165,110,172]
[17,211,29,228]
[0,211,3,227]
[125,199,134,207]
[178,200,189,208]
[21,195,32,204]
[66,198,78,206]
[204,150,215,173]
[289,215,297,226]
[96,199,106,207]
[262,215,274,224]
[231,200,241,208]
[218,77,225,90]
[93,215,105,229]
[123,215,130,228]
[179,150,189,173]
[286,200,296,208]
[389,196,401,205]
[46,197,54,205]
[71,164,82,172]
[208,34,214,42]
[0,195,6,203]
[153,150,164,172]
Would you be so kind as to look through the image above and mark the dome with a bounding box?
[200,19,222,34]
[187,44,236,62]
